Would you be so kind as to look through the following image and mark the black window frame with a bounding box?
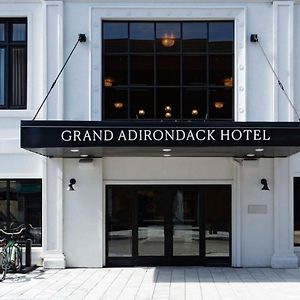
[0,18,27,109]
[0,178,42,247]
[102,20,234,121]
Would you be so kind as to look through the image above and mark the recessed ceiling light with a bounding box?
[80,154,89,158]
[163,154,171,157]
[255,148,264,152]
[246,153,255,157]
[162,149,172,152]
[70,149,79,153]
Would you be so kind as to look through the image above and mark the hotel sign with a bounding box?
[21,120,300,148]
[60,128,271,145]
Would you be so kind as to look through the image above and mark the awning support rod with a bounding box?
[32,34,87,121]
[250,34,300,121]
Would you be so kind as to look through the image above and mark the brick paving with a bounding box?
[0,267,300,299]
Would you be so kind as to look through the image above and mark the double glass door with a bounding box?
[106,185,231,266]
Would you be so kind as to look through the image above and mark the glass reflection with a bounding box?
[0,24,4,41]
[0,181,7,230]
[182,22,207,52]
[183,55,207,86]
[209,22,233,53]
[138,190,164,256]
[205,186,230,257]
[104,55,128,85]
[130,23,154,52]
[0,48,5,105]
[156,55,180,85]
[103,22,128,52]
[104,87,128,119]
[183,88,207,119]
[107,187,133,257]
[130,89,154,119]
[209,88,233,119]
[209,54,233,86]
[12,24,26,41]
[173,190,199,256]
[156,88,180,119]
[156,23,181,52]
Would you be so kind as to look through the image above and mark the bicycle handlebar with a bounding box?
[0,227,26,237]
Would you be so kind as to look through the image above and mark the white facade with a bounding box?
[1,0,300,268]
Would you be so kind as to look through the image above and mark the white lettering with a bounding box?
[231,129,242,141]
[221,129,230,141]
[128,130,137,141]
[263,130,271,140]
[61,130,72,142]
[73,130,81,141]
[83,130,91,142]
[253,129,262,140]
[196,130,206,141]
[207,130,216,141]
[118,130,127,141]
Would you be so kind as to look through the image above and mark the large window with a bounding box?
[294,177,300,246]
[0,18,27,109]
[103,21,234,120]
[0,179,42,246]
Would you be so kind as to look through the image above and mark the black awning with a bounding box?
[20,120,300,158]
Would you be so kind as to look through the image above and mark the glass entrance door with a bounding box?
[106,185,231,266]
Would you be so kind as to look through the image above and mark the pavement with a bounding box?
[1,267,300,299]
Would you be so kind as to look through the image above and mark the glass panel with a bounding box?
[104,55,128,86]
[156,23,181,52]
[294,178,300,245]
[130,89,154,119]
[209,54,233,86]
[182,22,207,52]
[183,55,207,86]
[107,187,133,257]
[138,189,165,256]
[12,24,26,41]
[130,55,154,85]
[156,88,180,119]
[9,180,42,246]
[130,23,154,52]
[173,190,199,256]
[209,88,233,120]
[156,55,180,86]
[11,47,27,107]
[209,22,234,53]
[205,186,230,257]
[0,181,7,230]
[104,87,128,119]
[103,22,128,53]
[183,88,207,119]
[0,24,5,41]
[0,48,5,105]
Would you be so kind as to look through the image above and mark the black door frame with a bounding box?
[105,184,231,267]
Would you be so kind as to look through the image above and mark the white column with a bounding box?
[271,158,298,268]
[273,1,294,121]
[42,0,65,268]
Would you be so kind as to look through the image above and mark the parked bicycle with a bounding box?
[0,227,26,281]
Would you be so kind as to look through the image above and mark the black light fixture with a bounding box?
[261,178,269,191]
[67,178,76,191]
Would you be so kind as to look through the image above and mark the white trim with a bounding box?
[89,4,246,121]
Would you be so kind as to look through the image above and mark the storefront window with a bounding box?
[103,21,234,120]
[0,179,42,246]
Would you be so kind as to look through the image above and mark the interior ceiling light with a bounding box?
[161,34,175,47]
[223,77,233,87]
[114,102,123,109]
[138,109,145,116]
[255,148,264,152]
[165,106,172,112]
[165,112,172,118]
[214,101,224,109]
[191,109,198,116]
[104,77,114,87]
[70,149,79,153]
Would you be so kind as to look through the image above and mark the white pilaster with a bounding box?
[42,0,64,120]
[271,158,298,268]
[42,0,65,268]
[273,1,294,121]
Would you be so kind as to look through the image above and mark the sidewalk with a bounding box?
[0,267,300,299]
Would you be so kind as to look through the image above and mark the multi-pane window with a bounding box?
[103,21,233,120]
[0,18,27,109]
[0,179,42,246]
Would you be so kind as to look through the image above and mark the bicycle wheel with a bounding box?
[0,253,7,282]
[12,247,22,272]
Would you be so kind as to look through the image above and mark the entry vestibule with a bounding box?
[106,185,231,266]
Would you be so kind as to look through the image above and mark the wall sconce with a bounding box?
[261,178,269,191]
[67,178,76,191]
[161,34,175,47]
